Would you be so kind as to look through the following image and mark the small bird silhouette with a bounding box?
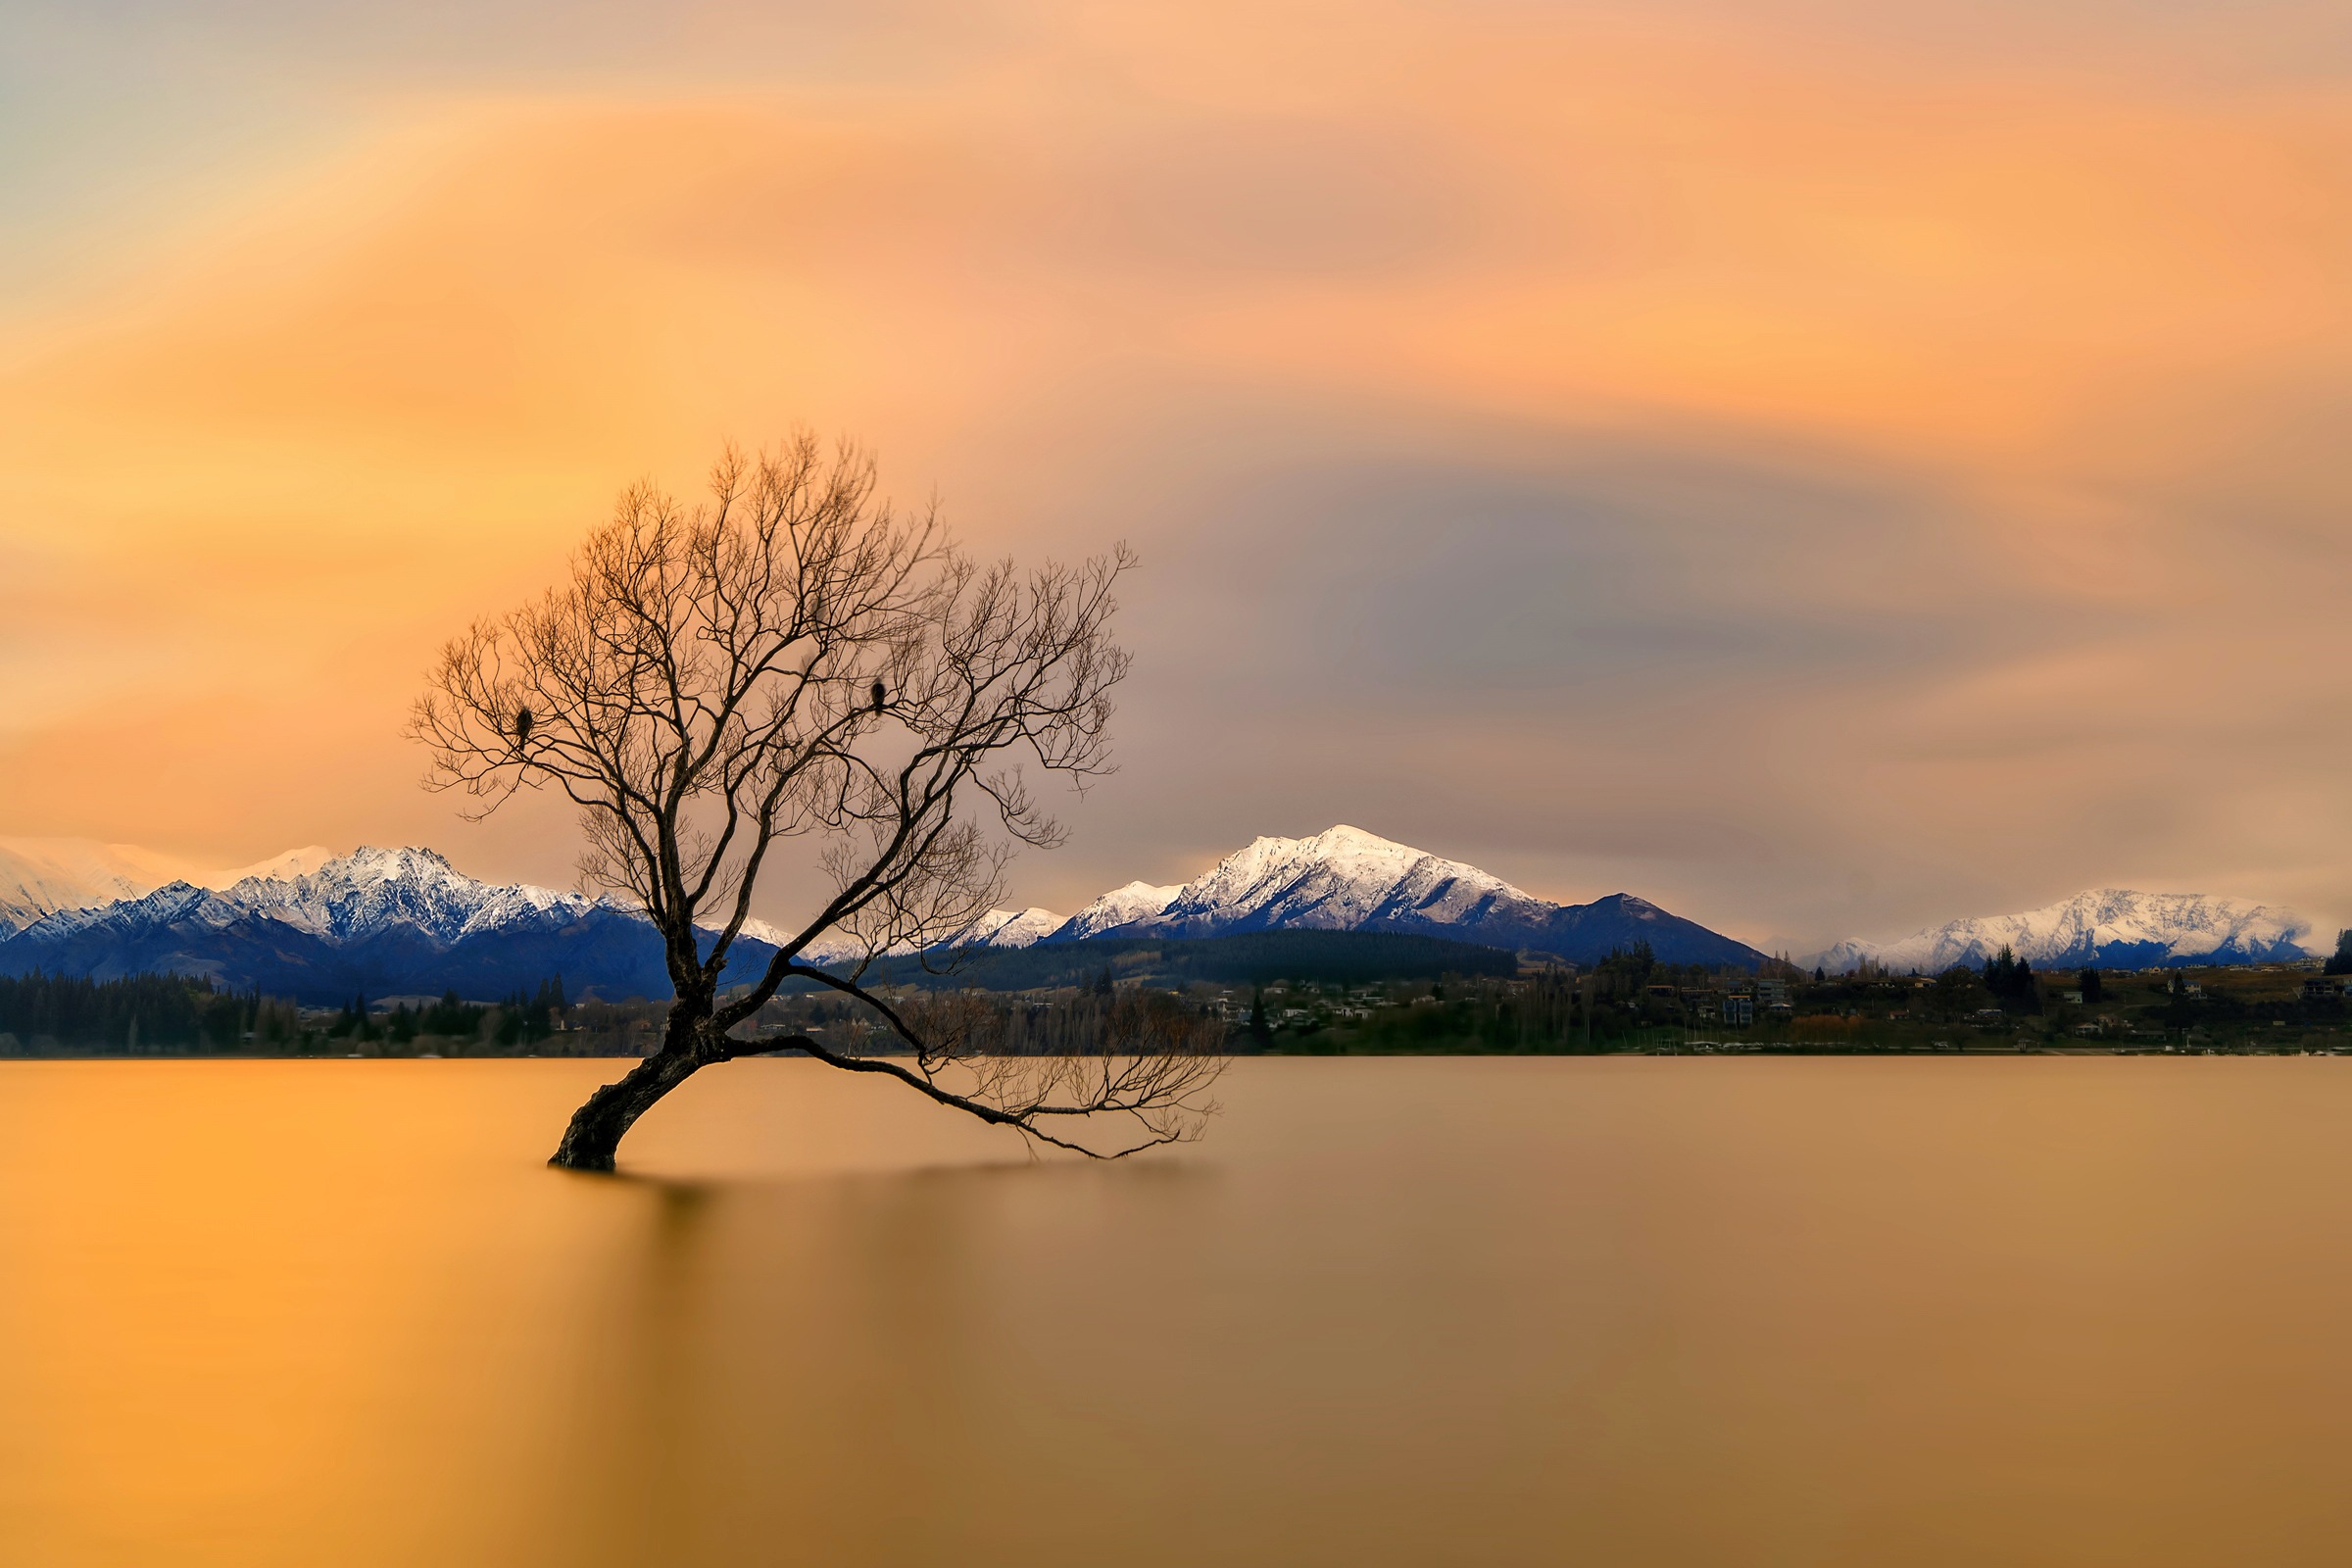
[512,706,535,749]
[870,679,887,713]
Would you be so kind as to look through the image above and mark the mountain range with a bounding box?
[1809,888,2316,974]
[0,826,1763,1002]
[0,838,333,933]
[0,827,2319,1003]
[1039,825,1763,965]
[0,846,765,1004]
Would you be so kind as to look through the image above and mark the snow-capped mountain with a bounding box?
[0,826,1767,1000]
[210,846,601,943]
[971,907,1065,949]
[214,846,338,886]
[797,904,1068,965]
[10,846,608,950]
[0,839,193,932]
[0,838,339,932]
[1105,825,1551,937]
[1057,880,1182,940]
[0,847,729,1004]
[1814,888,2317,974]
[0,846,1065,1002]
[1039,824,1765,967]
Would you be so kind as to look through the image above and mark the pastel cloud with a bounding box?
[0,0,2347,949]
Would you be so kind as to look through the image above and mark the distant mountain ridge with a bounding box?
[10,832,2319,1002]
[1813,888,2316,974]
[0,826,1769,1000]
[0,838,335,933]
[0,847,779,1004]
[1035,825,1766,967]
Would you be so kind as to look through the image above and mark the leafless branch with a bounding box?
[409,432,1211,1170]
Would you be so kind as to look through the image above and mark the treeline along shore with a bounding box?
[1248,944,2352,1055]
[6,930,2350,1057]
[0,972,619,1057]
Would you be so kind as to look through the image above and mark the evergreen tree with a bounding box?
[1597,943,1655,995]
[2328,930,2352,977]
[1247,989,1273,1050]
[1982,947,2040,1013]
[2079,967,2103,1004]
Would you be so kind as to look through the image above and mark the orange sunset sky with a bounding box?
[2,0,2347,952]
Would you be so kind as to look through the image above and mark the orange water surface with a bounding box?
[3,1055,2351,1565]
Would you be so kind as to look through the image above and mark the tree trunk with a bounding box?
[549,1000,717,1171]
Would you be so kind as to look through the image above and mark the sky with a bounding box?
[1,0,2347,954]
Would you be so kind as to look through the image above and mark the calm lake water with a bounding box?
[4,1056,2352,1565]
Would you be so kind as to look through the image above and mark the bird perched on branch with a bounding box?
[870,679,886,713]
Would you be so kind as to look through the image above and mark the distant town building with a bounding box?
[1723,995,1754,1027]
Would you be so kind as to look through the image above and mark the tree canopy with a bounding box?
[414,435,1223,1169]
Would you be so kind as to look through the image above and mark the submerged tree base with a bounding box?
[547,995,1221,1170]
[549,1048,716,1171]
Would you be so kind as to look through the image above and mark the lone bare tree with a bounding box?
[411,434,1223,1170]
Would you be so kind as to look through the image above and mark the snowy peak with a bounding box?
[0,838,206,932]
[208,845,337,888]
[1031,824,1762,968]
[1058,880,1183,940]
[12,846,604,950]
[0,839,358,933]
[1092,823,1548,939]
[1819,887,2317,973]
[0,844,713,1004]
[972,907,1065,950]
[797,904,1071,966]
[0,824,1772,989]
[258,847,599,942]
